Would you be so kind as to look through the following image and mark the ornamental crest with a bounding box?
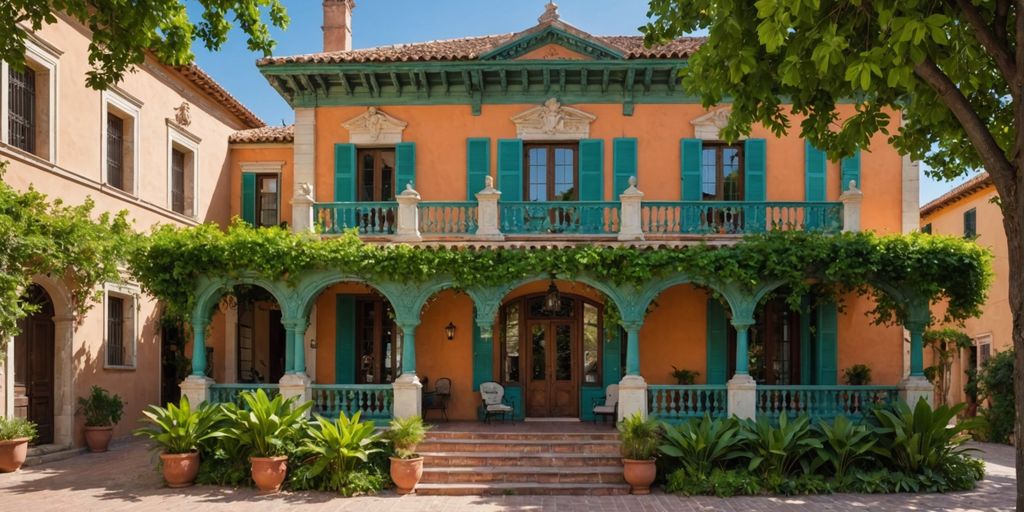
[511,98,597,140]
[342,106,408,144]
[173,102,192,127]
[690,107,745,141]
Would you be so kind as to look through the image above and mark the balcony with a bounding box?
[304,178,861,242]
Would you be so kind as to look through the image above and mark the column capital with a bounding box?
[620,320,644,332]
[730,319,755,330]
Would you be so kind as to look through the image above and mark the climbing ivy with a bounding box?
[128,219,992,326]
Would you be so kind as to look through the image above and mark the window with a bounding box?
[503,303,521,383]
[355,297,400,384]
[171,148,185,213]
[8,66,35,153]
[104,284,138,369]
[1,38,57,161]
[106,113,125,188]
[167,122,199,217]
[964,208,977,238]
[701,144,744,201]
[357,148,396,201]
[583,303,601,385]
[974,334,992,369]
[256,174,279,227]
[525,143,577,201]
[922,223,932,234]
[102,89,141,195]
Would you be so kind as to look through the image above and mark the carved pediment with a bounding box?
[342,107,408,144]
[511,98,597,140]
[690,107,746,141]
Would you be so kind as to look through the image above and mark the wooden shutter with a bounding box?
[466,138,490,200]
[840,150,861,191]
[396,142,416,193]
[612,138,638,196]
[706,298,728,385]
[681,138,703,201]
[578,139,604,200]
[805,141,827,201]
[815,301,838,385]
[335,295,356,384]
[497,139,523,201]
[744,139,767,201]
[603,327,623,385]
[334,143,357,201]
[241,172,256,224]
[471,307,493,390]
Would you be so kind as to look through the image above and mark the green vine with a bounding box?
[129,220,992,329]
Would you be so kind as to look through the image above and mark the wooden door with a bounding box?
[525,320,579,417]
[13,286,54,445]
[268,309,286,383]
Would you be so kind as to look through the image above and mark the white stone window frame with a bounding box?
[103,282,141,370]
[101,88,143,197]
[973,333,993,370]
[167,121,201,218]
[0,36,60,163]
[241,161,284,227]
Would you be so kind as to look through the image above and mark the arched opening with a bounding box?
[159,314,188,406]
[216,285,288,384]
[13,284,55,444]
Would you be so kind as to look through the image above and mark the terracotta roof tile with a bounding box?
[230,124,294,144]
[920,172,992,218]
[258,35,705,65]
[174,64,264,129]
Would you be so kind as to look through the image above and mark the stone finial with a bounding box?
[628,176,637,188]
[846,179,859,192]
[539,1,559,23]
[297,182,313,200]
[397,181,420,199]
[485,175,494,189]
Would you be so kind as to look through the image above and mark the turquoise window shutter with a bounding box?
[396,142,416,193]
[471,308,493,390]
[612,138,638,196]
[333,144,356,201]
[840,150,862,191]
[815,301,838,385]
[799,296,812,384]
[241,172,256,224]
[466,138,490,200]
[602,326,622,386]
[578,139,604,200]
[744,139,767,201]
[804,141,827,201]
[681,139,703,201]
[497,139,523,201]
[335,295,356,384]
[706,299,728,385]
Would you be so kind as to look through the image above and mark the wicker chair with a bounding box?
[479,381,515,423]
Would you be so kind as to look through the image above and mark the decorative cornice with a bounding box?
[482,26,624,61]
[341,107,408,144]
[511,98,596,140]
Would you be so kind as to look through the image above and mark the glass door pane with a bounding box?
[553,148,575,201]
[554,323,572,381]
[531,324,546,380]
[528,147,548,201]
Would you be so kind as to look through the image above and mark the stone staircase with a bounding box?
[24,444,86,466]
[416,429,629,495]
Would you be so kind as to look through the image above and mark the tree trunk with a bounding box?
[1000,179,1024,512]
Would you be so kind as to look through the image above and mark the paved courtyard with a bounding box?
[0,439,1015,511]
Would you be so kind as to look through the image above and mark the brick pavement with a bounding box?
[0,439,1015,511]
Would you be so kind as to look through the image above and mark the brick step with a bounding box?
[23,445,85,467]
[421,465,624,484]
[425,431,619,442]
[415,482,630,496]
[418,438,621,454]
[422,451,623,467]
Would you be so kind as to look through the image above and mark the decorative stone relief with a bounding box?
[342,107,408,145]
[173,102,192,127]
[511,98,597,141]
[690,107,746,141]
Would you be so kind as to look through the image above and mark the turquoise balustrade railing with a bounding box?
[209,383,280,408]
[648,385,728,422]
[314,202,398,235]
[419,202,478,235]
[756,385,900,422]
[641,201,843,235]
[500,201,620,235]
[310,384,394,420]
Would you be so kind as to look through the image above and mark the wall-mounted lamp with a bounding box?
[445,321,456,341]
[310,338,318,349]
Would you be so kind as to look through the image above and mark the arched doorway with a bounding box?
[13,284,55,444]
[232,285,287,384]
[501,293,603,418]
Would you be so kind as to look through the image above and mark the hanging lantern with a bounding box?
[543,280,561,313]
[445,321,456,341]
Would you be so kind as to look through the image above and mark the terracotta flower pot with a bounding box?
[250,456,288,493]
[160,451,200,488]
[0,438,30,473]
[389,456,424,494]
[622,458,656,495]
[84,426,113,453]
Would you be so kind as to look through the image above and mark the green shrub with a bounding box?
[195,434,250,486]
[978,349,1015,443]
[0,416,37,441]
[386,416,429,459]
[291,411,384,495]
[872,399,977,474]
[134,397,222,454]
[815,415,879,482]
[665,467,763,497]
[670,366,700,385]
[618,413,660,460]
[842,364,872,385]
[742,414,822,476]
[216,388,312,458]
[658,415,746,476]
[77,385,124,427]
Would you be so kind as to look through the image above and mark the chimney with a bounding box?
[323,0,354,52]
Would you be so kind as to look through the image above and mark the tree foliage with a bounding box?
[1,0,289,89]
[923,327,973,406]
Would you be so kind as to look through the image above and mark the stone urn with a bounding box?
[0,438,30,472]
[389,456,424,494]
[84,426,114,453]
[250,456,288,492]
[622,458,656,494]
[160,452,200,488]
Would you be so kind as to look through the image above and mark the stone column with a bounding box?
[290,182,316,233]
[839,180,863,233]
[618,321,647,420]
[223,305,238,383]
[182,317,213,406]
[475,176,504,240]
[393,322,422,418]
[394,184,422,243]
[727,321,757,420]
[293,107,316,203]
[618,176,645,241]
[52,314,75,446]
[900,318,933,406]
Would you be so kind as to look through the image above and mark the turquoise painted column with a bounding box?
[732,321,753,376]
[190,319,209,376]
[399,322,418,375]
[290,324,307,375]
[623,322,642,376]
[283,322,296,374]
[908,320,926,377]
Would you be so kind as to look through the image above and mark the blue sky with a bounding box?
[187,0,971,204]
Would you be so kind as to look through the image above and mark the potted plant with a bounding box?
[78,385,124,452]
[218,388,311,493]
[617,412,660,494]
[386,416,430,494]
[0,417,37,472]
[134,396,222,487]
[670,366,699,385]
[842,364,872,385]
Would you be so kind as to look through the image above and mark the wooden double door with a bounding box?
[13,285,55,445]
[524,319,579,417]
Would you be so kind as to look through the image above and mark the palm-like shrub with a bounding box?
[387,416,429,459]
[296,411,383,493]
[618,413,660,460]
[816,415,879,482]
[659,415,746,476]
[0,416,37,441]
[872,399,977,473]
[742,414,822,476]
[78,385,124,427]
[134,397,222,454]
[217,388,312,457]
